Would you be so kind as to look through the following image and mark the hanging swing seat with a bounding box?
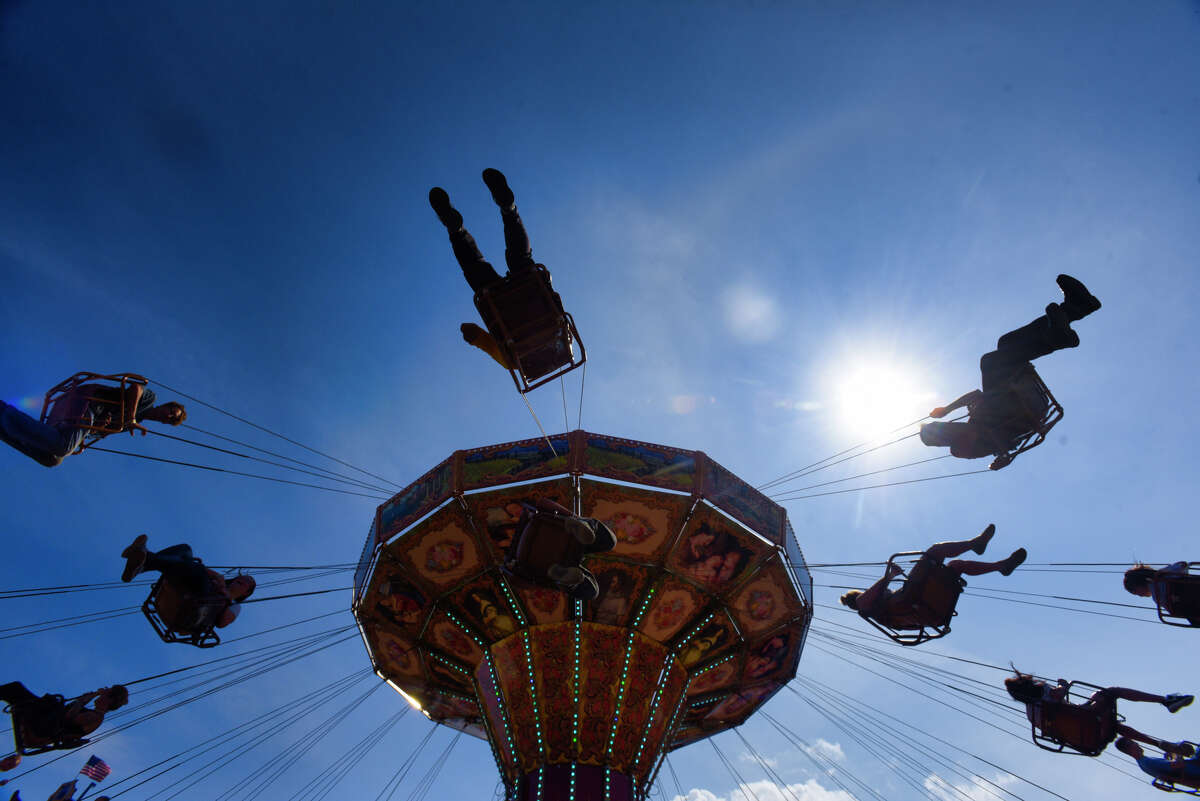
[863,551,966,646]
[3,695,89,756]
[141,576,226,648]
[474,265,586,393]
[987,365,1064,470]
[1151,743,1200,795]
[501,508,599,600]
[1154,565,1200,628]
[1030,681,1121,756]
[39,372,150,453]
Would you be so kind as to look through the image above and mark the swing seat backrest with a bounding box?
[507,512,585,585]
[988,366,1064,470]
[40,373,149,441]
[863,552,965,646]
[1034,696,1117,756]
[909,563,965,624]
[142,577,226,648]
[5,695,88,755]
[1157,567,1200,627]
[474,265,586,392]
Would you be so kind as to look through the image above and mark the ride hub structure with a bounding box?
[352,431,813,801]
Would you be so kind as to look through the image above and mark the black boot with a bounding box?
[482,168,515,210]
[1056,274,1101,321]
[428,187,463,230]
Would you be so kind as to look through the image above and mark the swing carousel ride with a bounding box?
[353,431,812,800]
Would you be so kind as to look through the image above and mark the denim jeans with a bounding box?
[0,401,86,467]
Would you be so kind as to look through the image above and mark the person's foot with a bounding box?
[1165,693,1194,713]
[121,534,149,582]
[428,187,462,230]
[564,517,595,545]
[998,547,1027,576]
[548,563,585,586]
[589,519,617,553]
[570,568,600,601]
[1056,274,1101,321]
[481,168,515,209]
[1045,303,1080,349]
[972,523,996,554]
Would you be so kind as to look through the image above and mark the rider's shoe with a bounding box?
[1056,274,1101,321]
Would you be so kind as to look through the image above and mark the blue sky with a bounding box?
[3,1,1200,799]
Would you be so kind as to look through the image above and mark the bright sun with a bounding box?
[830,360,938,437]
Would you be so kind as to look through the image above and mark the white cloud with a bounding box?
[923,771,1017,801]
[671,778,856,801]
[738,751,779,768]
[722,284,782,344]
[802,739,846,764]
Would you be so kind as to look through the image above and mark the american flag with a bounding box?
[79,755,112,782]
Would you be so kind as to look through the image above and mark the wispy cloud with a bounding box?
[802,739,846,764]
[923,771,1017,801]
[671,778,855,801]
[738,750,779,768]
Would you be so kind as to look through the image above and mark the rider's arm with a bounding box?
[856,564,902,617]
[63,692,98,717]
[461,323,514,370]
[931,390,983,419]
[66,708,105,737]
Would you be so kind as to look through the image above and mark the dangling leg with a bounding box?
[0,401,75,467]
[1093,687,1194,713]
[924,524,997,561]
[429,187,503,292]
[482,169,535,275]
[129,542,210,595]
[0,683,37,708]
[948,548,1027,577]
[1118,727,1196,757]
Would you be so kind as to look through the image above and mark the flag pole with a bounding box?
[75,780,96,800]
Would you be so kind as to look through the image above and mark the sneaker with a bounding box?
[588,519,617,553]
[121,534,148,582]
[1056,274,1101,321]
[564,517,595,545]
[973,523,996,554]
[481,168,515,209]
[1165,694,1194,713]
[999,547,1027,576]
[1045,303,1080,349]
[428,187,462,230]
[548,563,585,585]
[570,568,600,601]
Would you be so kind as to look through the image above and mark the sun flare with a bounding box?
[830,360,937,437]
